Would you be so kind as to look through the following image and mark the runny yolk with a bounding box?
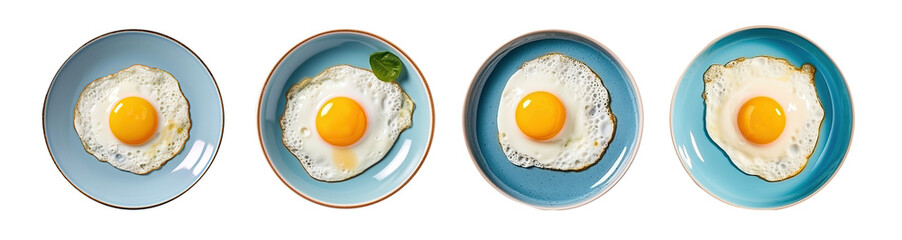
[333,148,357,172]
[737,96,786,145]
[515,91,566,141]
[316,97,367,146]
[109,97,158,145]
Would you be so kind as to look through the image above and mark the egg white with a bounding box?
[497,53,616,171]
[74,64,191,174]
[703,56,824,181]
[280,65,413,182]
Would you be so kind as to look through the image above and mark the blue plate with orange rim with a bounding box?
[44,29,223,209]
[671,26,853,209]
[463,30,643,209]
[258,30,434,208]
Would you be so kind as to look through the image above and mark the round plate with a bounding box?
[44,30,223,209]
[258,30,434,208]
[671,26,853,209]
[463,30,643,209]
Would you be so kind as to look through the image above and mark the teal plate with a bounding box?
[671,26,853,209]
[464,30,643,209]
[258,30,434,208]
[44,30,223,209]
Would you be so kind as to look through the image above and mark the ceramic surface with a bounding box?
[464,30,642,209]
[671,27,853,209]
[44,30,223,209]
[258,30,434,208]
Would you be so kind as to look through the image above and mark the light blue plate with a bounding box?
[44,30,223,209]
[464,30,643,209]
[671,26,853,209]
[259,30,434,208]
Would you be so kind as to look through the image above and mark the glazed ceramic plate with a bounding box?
[671,26,853,209]
[259,30,434,208]
[44,30,223,209]
[464,30,643,209]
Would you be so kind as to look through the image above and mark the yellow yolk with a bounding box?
[109,97,158,145]
[515,91,566,141]
[316,97,367,146]
[737,96,786,144]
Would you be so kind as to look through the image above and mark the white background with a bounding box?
[1,0,899,238]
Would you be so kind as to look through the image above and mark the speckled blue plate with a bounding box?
[464,30,643,209]
[44,30,223,209]
[671,26,853,209]
[259,30,434,208]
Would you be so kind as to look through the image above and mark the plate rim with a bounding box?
[257,29,435,208]
[669,25,856,210]
[462,29,644,210]
[42,29,225,209]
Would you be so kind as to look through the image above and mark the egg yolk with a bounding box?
[737,96,786,144]
[515,91,566,141]
[316,97,367,146]
[109,97,158,145]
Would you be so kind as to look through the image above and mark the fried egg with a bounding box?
[280,65,413,182]
[703,56,824,181]
[74,64,191,174]
[497,53,616,171]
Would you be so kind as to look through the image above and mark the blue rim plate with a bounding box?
[463,30,643,209]
[43,29,224,209]
[258,30,434,208]
[671,26,854,209]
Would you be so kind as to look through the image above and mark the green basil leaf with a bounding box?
[369,51,403,82]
